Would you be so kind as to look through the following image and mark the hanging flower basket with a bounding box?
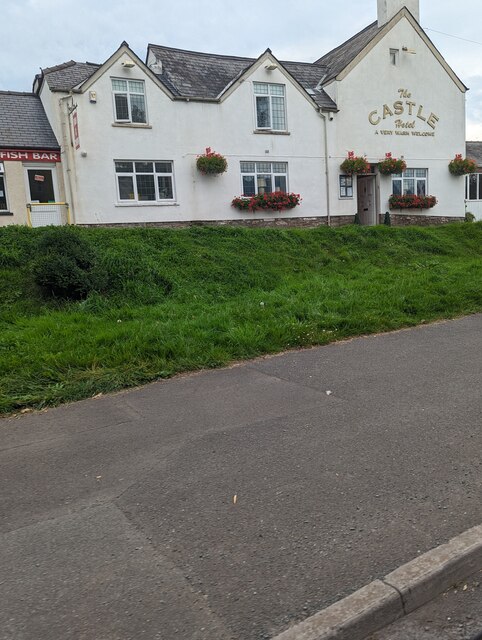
[340,151,371,175]
[196,147,228,175]
[232,192,302,212]
[389,194,437,210]
[378,153,407,175]
[448,154,477,176]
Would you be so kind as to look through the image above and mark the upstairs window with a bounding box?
[392,168,427,196]
[111,79,147,124]
[240,161,288,196]
[253,83,286,131]
[390,49,399,66]
[115,161,175,203]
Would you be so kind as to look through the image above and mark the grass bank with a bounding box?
[1,223,481,415]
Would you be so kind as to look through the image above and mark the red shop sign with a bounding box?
[0,149,61,162]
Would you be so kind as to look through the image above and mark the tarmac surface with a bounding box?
[1,314,481,640]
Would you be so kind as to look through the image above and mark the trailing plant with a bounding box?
[378,153,407,175]
[448,154,477,176]
[389,194,437,210]
[340,151,371,175]
[196,147,228,175]
[232,192,301,212]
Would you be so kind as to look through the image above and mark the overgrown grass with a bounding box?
[1,223,481,415]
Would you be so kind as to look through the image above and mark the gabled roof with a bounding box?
[39,60,101,92]
[315,21,382,84]
[147,44,337,110]
[0,91,59,149]
[466,142,482,167]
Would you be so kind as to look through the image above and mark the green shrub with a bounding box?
[465,211,475,223]
[33,226,97,300]
[384,211,392,226]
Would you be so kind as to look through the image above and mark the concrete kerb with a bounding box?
[272,524,482,640]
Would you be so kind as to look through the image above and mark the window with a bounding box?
[111,79,147,123]
[115,161,175,203]
[339,175,353,198]
[240,161,288,196]
[253,83,287,131]
[466,173,482,201]
[392,169,428,196]
[390,49,399,66]
[0,163,7,210]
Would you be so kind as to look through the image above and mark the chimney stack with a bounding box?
[377,0,420,27]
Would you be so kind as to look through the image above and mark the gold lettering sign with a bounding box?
[368,89,439,136]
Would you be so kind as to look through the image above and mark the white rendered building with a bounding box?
[1,0,469,227]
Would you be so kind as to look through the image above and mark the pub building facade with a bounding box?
[1,0,471,227]
[0,92,67,227]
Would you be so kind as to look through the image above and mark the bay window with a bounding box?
[115,161,175,203]
[392,169,428,196]
[240,161,288,196]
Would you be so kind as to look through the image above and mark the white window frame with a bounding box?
[240,161,289,196]
[111,78,148,124]
[465,173,482,201]
[339,174,354,199]
[253,82,287,132]
[390,49,399,66]
[0,162,8,211]
[392,169,428,196]
[114,160,176,205]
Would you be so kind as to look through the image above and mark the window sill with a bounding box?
[0,211,13,216]
[253,130,290,136]
[112,123,152,129]
[339,197,354,201]
[115,202,179,207]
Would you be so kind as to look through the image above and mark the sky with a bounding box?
[2,0,482,139]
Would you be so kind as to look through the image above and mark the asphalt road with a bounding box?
[1,315,481,640]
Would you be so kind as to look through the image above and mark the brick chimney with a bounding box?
[377,0,420,27]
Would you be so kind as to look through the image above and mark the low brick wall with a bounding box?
[380,213,465,226]
[79,213,464,229]
[79,215,356,229]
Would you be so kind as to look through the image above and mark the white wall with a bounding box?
[58,55,328,224]
[326,15,466,219]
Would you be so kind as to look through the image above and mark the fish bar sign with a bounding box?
[0,149,61,162]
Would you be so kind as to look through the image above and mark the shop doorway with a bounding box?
[26,168,56,203]
[357,175,377,226]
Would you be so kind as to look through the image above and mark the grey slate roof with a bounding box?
[41,60,101,91]
[466,142,482,167]
[0,91,59,149]
[147,44,337,110]
[315,21,382,84]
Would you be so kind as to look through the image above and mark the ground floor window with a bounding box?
[392,169,428,196]
[0,163,7,210]
[465,173,482,201]
[240,161,288,196]
[115,161,175,202]
[339,174,353,198]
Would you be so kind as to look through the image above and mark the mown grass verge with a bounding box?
[1,223,481,415]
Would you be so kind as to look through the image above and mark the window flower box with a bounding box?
[196,148,228,175]
[232,192,301,212]
[378,153,407,175]
[340,151,371,175]
[389,194,437,210]
[448,154,477,176]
